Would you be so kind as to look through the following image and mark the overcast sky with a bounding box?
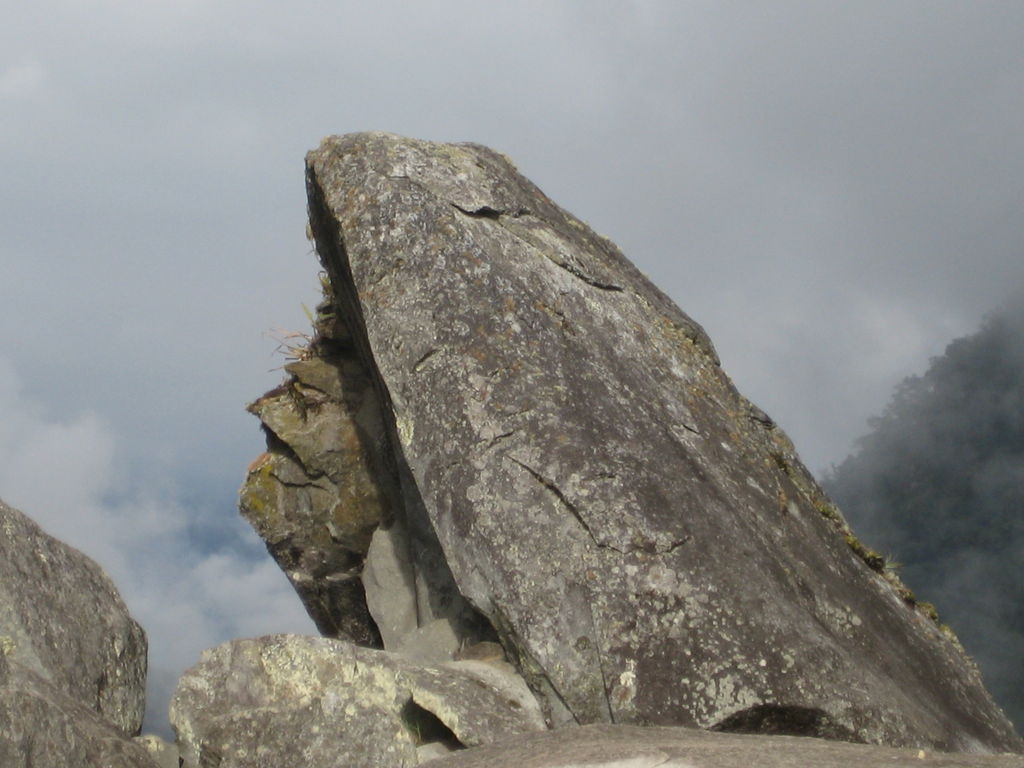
[3,1,1023,736]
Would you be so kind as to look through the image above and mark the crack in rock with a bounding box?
[413,348,439,373]
[450,201,623,292]
[451,202,530,219]
[505,456,624,555]
[548,258,624,292]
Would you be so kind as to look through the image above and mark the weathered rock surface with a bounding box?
[424,724,1024,768]
[242,132,1022,754]
[170,634,545,768]
[0,650,159,768]
[0,497,147,736]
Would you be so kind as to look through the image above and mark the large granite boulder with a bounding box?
[170,634,545,768]
[240,132,1022,754]
[425,724,1024,768]
[0,497,147,735]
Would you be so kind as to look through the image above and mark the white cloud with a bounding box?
[0,61,45,98]
[0,357,315,736]
[0,411,114,531]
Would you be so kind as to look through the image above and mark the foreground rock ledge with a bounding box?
[242,132,1022,754]
[426,724,1024,768]
[170,635,545,768]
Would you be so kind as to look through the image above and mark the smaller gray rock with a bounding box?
[363,520,419,648]
[454,641,507,664]
[171,634,545,768]
[425,724,1024,768]
[418,741,460,763]
[394,618,461,666]
[0,650,159,768]
[133,735,180,768]
[361,514,492,667]
[0,498,147,736]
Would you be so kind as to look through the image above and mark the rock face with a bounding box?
[241,132,1022,754]
[170,634,545,768]
[241,347,394,645]
[425,724,1024,768]
[0,498,155,767]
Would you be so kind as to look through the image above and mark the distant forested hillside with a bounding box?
[824,302,1024,734]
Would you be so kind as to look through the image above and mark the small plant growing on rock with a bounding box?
[267,327,314,364]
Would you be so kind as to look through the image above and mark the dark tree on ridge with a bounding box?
[824,301,1024,733]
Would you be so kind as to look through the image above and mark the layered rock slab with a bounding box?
[170,634,545,768]
[289,132,1021,752]
[425,724,1024,768]
[241,337,393,644]
[0,497,147,735]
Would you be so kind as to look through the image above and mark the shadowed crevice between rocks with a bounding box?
[710,704,861,742]
[400,698,465,752]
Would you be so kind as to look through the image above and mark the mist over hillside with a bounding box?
[824,298,1024,732]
